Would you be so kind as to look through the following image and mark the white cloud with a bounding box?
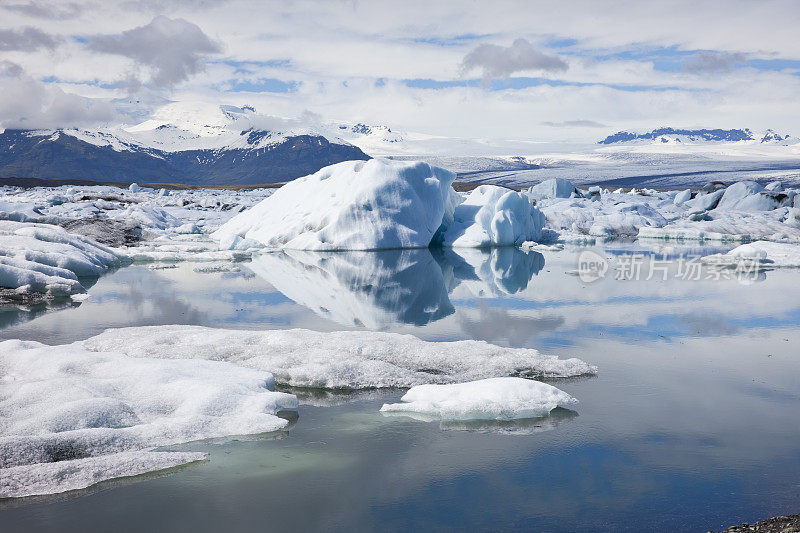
[0,65,117,129]
[1,0,800,141]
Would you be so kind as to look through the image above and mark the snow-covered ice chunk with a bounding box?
[439,185,545,247]
[0,339,297,497]
[0,200,44,223]
[526,178,577,199]
[540,197,667,237]
[379,377,577,421]
[213,159,458,251]
[715,181,781,211]
[83,326,597,389]
[112,203,180,230]
[701,241,800,268]
[0,221,125,299]
[684,189,724,212]
[673,189,692,205]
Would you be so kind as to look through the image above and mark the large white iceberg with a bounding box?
[439,185,545,247]
[0,221,125,299]
[0,339,297,498]
[379,377,577,421]
[82,325,597,389]
[213,159,459,251]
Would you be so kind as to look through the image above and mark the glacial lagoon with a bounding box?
[2,244,799,532]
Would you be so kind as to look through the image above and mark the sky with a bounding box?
[1,0,800,142]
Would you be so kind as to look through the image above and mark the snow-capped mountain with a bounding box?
[598,128,797,146]
[0,102,369,185]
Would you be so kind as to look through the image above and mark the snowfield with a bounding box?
[380,377,578,421]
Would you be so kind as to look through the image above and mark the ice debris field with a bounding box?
[3,157,800,496]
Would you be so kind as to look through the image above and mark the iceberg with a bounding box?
[439,185,545,247]
[213,159,459,251]
[82,325,597,389]
[673,189,692,205]
[0,221,125,300]
[715,181,781,212]
[379,377,578,421]
[0,339,297,498]
[526,178,577,199]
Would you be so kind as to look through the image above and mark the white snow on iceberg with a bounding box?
[82,325,597,389]
[379,377,577,421]
[0,338,297,498]
[439,185,545,247]
[213,159,459,251]
[0,221,125,300]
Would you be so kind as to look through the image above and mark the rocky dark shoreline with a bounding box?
[713,514,800,532]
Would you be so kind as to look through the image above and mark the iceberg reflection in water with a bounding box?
[247,247,544,328]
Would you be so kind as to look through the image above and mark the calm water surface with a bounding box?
[1,243,799,532]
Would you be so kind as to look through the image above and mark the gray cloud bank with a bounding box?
[88,16,221,88]
[682,51,746,74]
[0,26,61,51]
[461,38,568,78]
[541,120,607,128]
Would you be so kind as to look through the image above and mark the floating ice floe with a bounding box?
[213,159,460,251]
[520,241,565,252]
[0,339,297,498]
[438,185,545,247]
[539,195,669,237]
[122,235,252,263]
[0,221,125,300]
[0,200,44,223]
[83,325,597,389]
[525,178,578,199]
[701,241,800,268]
[379,377,578,421]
